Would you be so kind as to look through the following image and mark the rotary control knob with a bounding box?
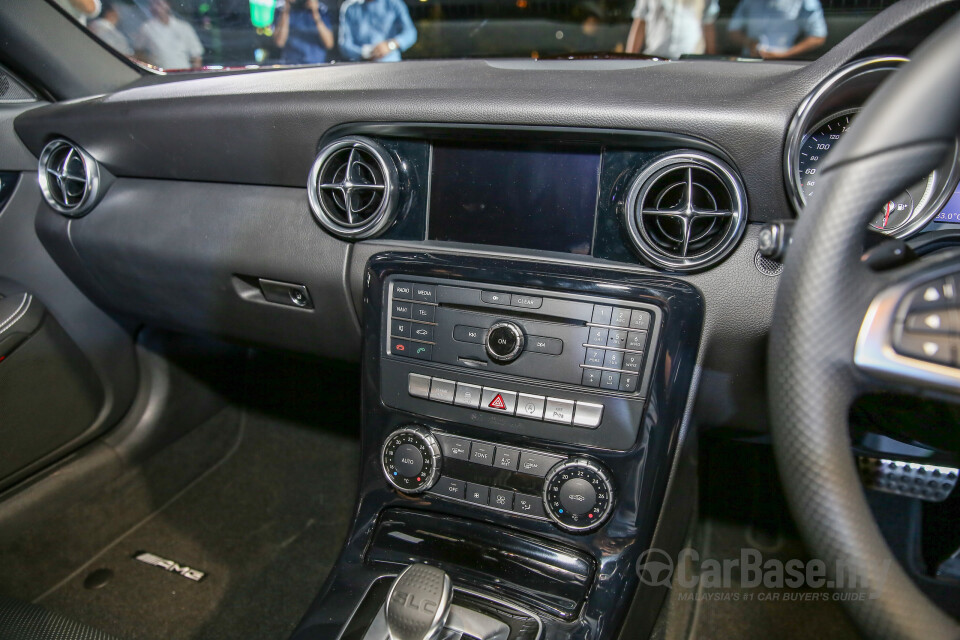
[543,458,614,532]
[485,321,525,363]
[381,426,442,494]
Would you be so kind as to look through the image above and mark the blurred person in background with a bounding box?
[89,2,133,56]
[54,0,101,25]
[566,2,604,52]
[338,0,417,62]
[626,0,719,58]
[273,0,336,64]
[134,0,204,69]
[727,0,827,59]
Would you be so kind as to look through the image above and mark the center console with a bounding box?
[381,276,660,451]
[291,253,703,640]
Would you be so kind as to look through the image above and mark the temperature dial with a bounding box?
[381,426,442,494]
[543,458,615,533]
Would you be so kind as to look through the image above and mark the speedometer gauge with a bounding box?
[796,109,937,236]
[786,56,960,240]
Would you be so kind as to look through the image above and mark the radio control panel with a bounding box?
[379,276,662,450]
[386,279,658,394]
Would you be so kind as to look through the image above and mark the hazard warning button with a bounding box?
[480,388,518,415]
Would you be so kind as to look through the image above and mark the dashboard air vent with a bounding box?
[38,139,101,217]
[624,151,747,271]
[307,136,399,239]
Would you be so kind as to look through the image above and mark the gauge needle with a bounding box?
[884,201,892,228]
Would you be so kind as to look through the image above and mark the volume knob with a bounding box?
[543,458,615,532]
[381,426,442,494]
[485,321,525,363]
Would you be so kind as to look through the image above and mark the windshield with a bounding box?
[53,0,894,72]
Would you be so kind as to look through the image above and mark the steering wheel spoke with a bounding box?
[855,249,960,398]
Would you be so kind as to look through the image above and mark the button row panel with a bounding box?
[453,324,563,355]
[430,477,547,519]
[390,282,439,361]
[479,289,544,310]
[408,373,604,428]
[389,279,658,397]
[585,326,648,351]
[579,304,650,392]
[591,305,651,331]
[426,431,565,519]
[392,281,437,304]
[894,275,960,366]
[435,432,564,475]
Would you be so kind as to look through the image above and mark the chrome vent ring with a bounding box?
[624,151,747,271]
[38,139,101,217]
[307,136,399,239]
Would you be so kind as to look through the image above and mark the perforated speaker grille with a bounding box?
[0,66,37,103]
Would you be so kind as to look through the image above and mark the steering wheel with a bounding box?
[769,12,960,640]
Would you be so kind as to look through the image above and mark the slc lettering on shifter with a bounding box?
[391,590,438,615]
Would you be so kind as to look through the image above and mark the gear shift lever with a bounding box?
[385,564,452,640]
[361,564,511,640]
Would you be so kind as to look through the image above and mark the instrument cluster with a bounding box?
[785,56,960,238]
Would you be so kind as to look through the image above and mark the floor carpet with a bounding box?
[6,351,362,640]
[37,405,359,640]
[652,436,861,640]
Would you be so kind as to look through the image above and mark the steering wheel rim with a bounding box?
[769,13,960,640]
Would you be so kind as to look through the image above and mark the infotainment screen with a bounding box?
[427,143,601,255]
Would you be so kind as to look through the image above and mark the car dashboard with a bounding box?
[5,1,960,638]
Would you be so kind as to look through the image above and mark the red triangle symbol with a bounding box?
[488,394,507,410]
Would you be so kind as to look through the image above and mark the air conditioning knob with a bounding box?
[543,458,615,532]
[485,321,524,363]
[381,426,442,494]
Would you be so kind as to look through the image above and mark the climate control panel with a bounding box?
[380,425,615,533]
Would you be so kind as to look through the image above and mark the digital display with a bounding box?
[935,184,960,224]
[427,144,601,255]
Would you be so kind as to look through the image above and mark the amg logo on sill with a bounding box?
[133,551,206,582]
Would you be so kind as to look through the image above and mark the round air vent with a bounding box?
[623,151,747,271]
[307,136,399,239]
[38,139,101,217]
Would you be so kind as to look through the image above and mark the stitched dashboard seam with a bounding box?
[0,294,31,336]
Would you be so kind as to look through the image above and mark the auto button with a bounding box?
[393,444,423,477]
